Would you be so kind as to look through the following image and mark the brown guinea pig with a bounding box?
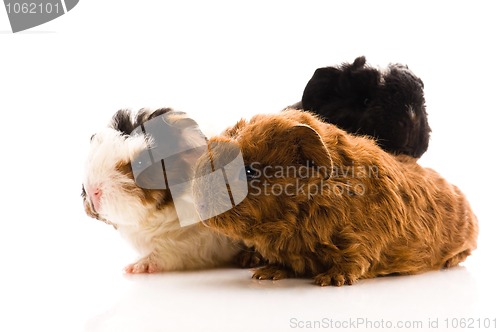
[82,108,261,273]
[192,109,478,286]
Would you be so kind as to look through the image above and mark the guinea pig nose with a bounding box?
[88,186,102,213]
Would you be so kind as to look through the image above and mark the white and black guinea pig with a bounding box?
[82,108,261,273]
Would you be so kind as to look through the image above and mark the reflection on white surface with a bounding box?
[84,266,484,332]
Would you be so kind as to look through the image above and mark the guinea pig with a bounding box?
[82,108,262,273]
[192,109,478,286]
[296,56,430,158]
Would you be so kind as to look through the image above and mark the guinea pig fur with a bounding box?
[82,108,259,273]
[298,56,430,158]
[193,109,478,286]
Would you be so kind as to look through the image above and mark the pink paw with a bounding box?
[124,257,159,274]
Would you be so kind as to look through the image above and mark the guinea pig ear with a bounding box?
[289,125,333,179]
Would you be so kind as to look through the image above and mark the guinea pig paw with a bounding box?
[314,271,356,287]
[235,249,266,268]
[252,265,290,280]
[123,256,159,274]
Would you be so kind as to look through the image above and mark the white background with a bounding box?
[1,1,499,331]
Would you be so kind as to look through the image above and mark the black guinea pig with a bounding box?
[295,56,430,158]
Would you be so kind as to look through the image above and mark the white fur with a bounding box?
[84,128,149,226]
[117,204,239,272]
[83,114,240,272]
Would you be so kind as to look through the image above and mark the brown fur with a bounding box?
[193,109,478,286]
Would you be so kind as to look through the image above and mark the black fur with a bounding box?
[111,108,173,135]
[300,56,431,158]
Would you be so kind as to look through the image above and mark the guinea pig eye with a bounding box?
[90,134,96,142]
[241,165,258,181]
